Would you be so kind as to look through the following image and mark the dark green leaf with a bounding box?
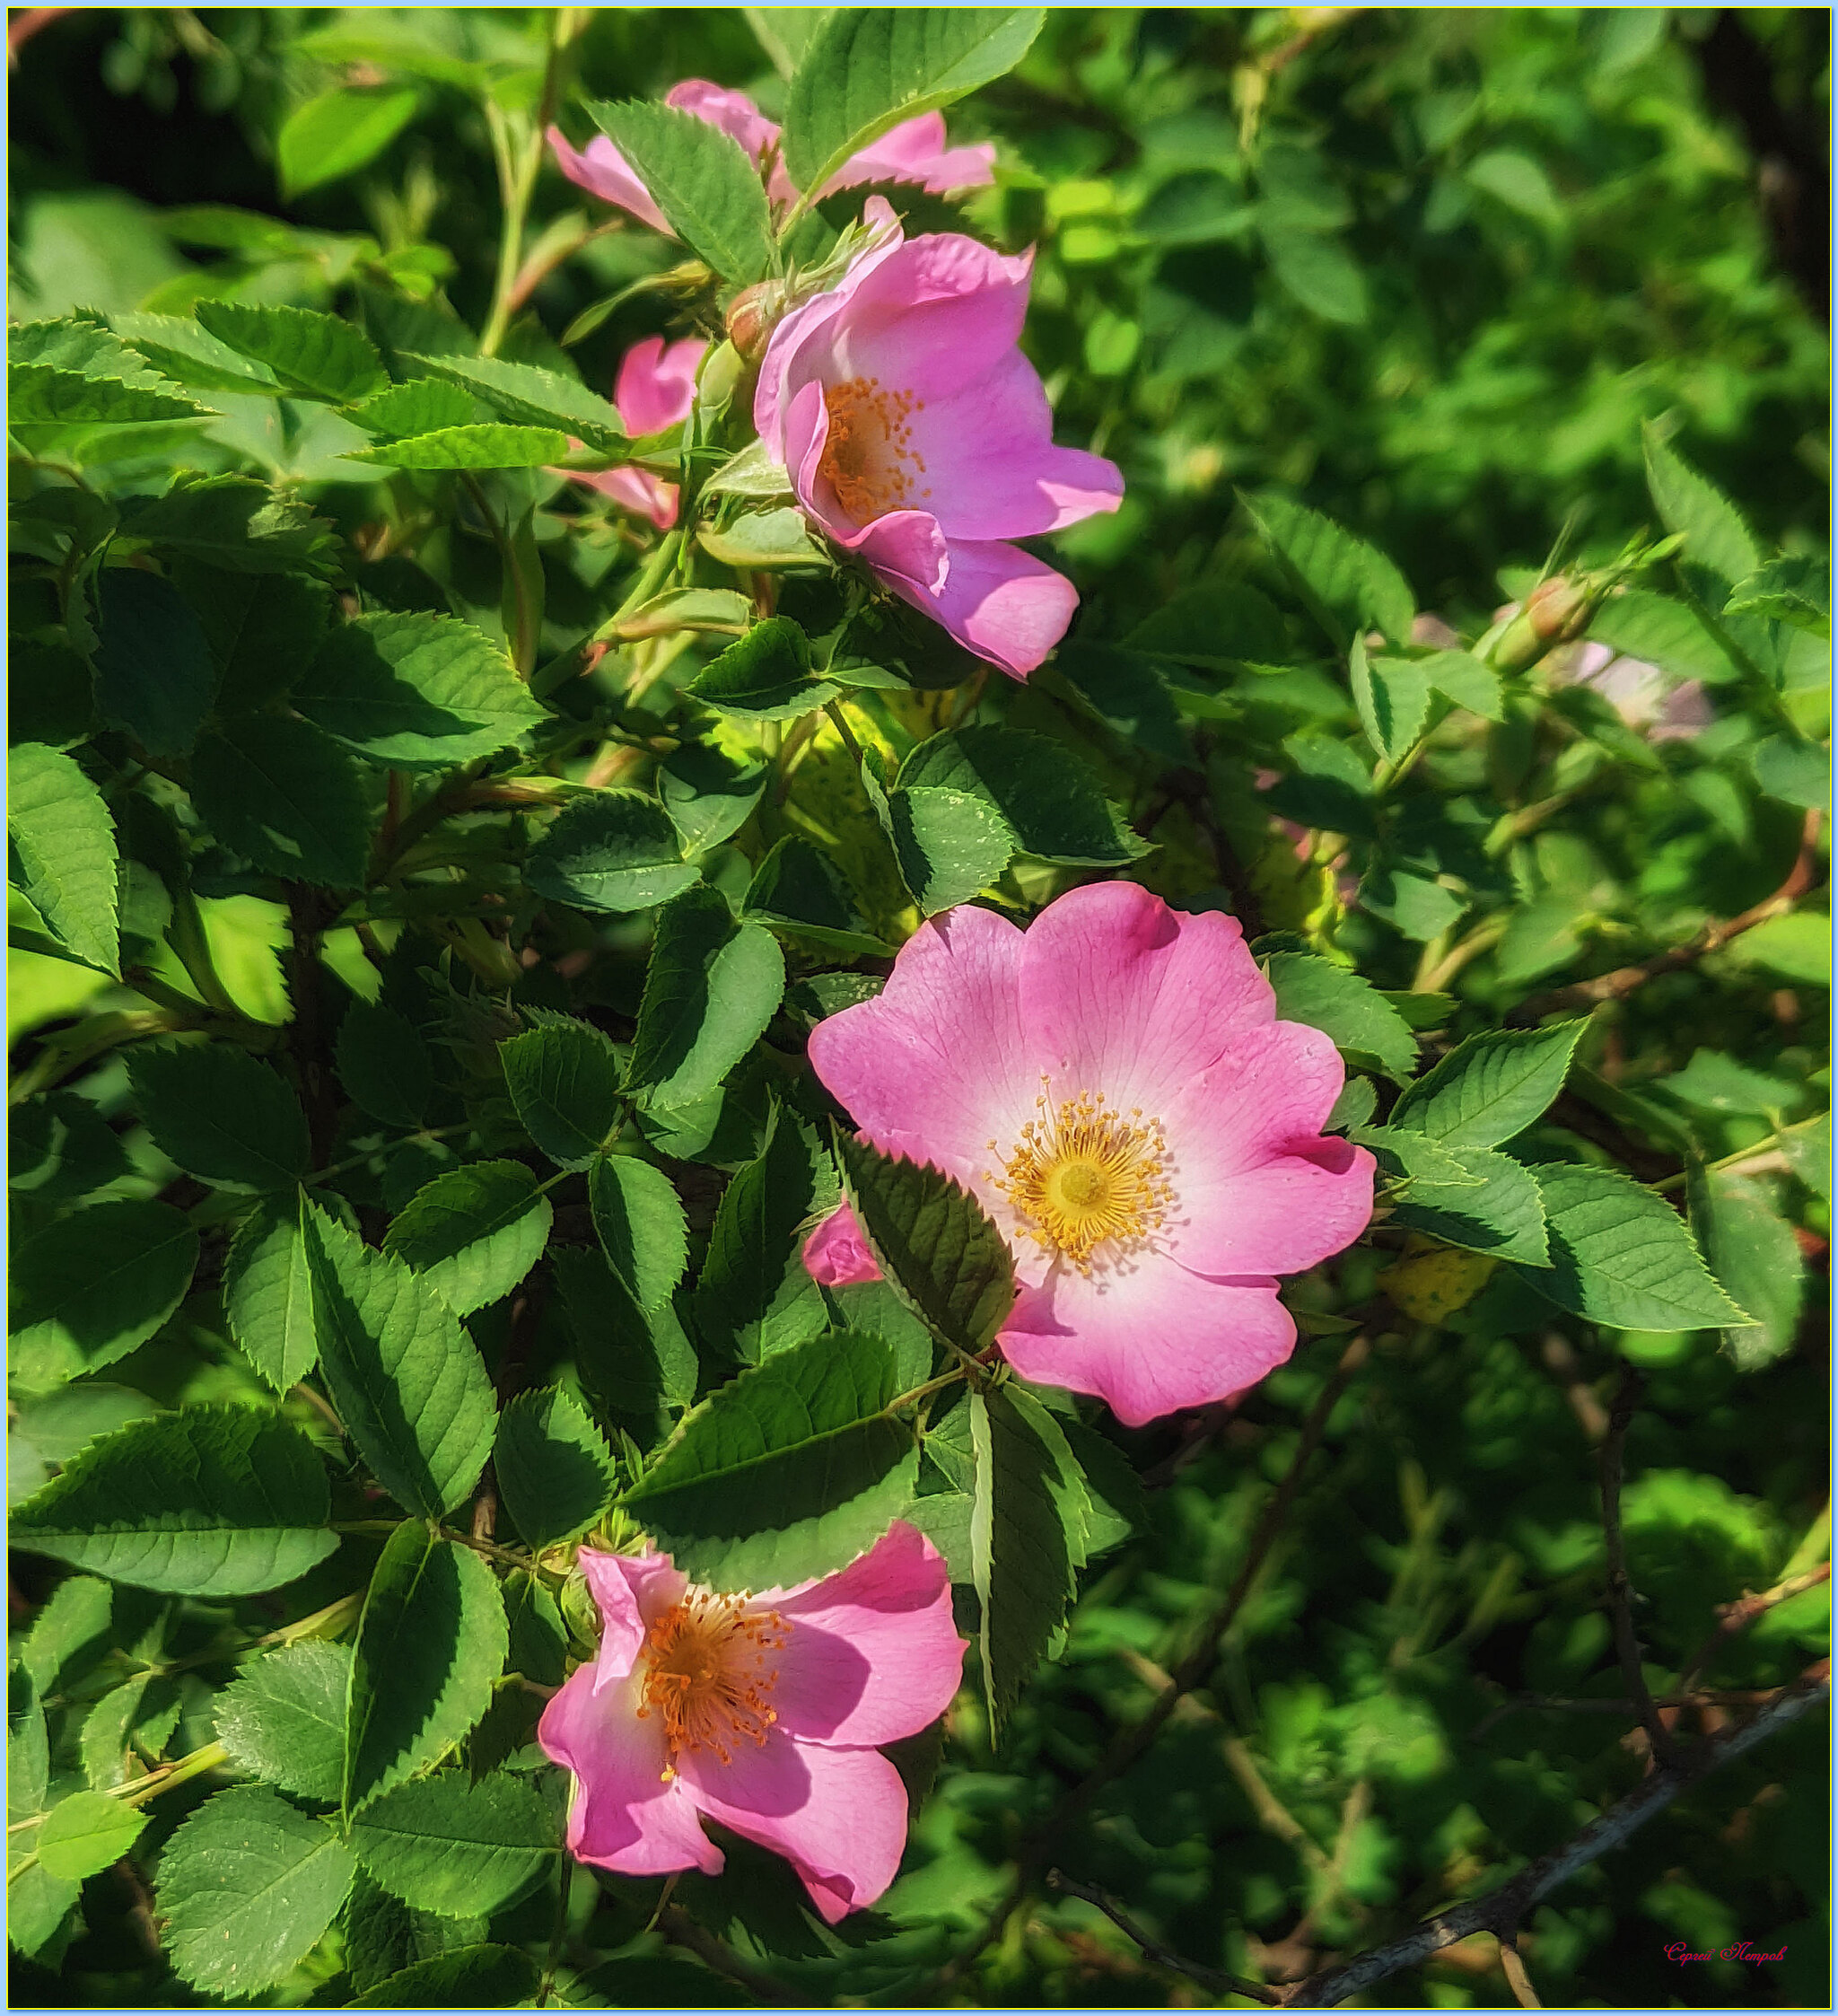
[343,423,572,469]
[1240,489,1415,647]
[10,1403,335,1595]
[873,779,1016,915]
[687,618,841,721]
[694,1105,836,1363]
[346,1523,507,1814]
[589,100,775,283]
[18,1576,112,1695]
[622,1328,915,1591]
[1351,637,1429,761]
[127,1041,311,1191]
[119,475,341,579]
[1389,1145,1550,1265]
[1264,951,1418,1083]
[524,790,700,914]
[781,8,1045,198]
[7,743,118,976]
[303,1202,497,1519]
[626,883,786,1110]
[898,726,1147,866]
[500,1019,624,1170]
[741,835,893,956]
[555,1246,698,1441]
[1389,1021,1585,1149]
[335,1002,434,1129]
[345,1943,541,2009]
[159,1786,356,1998]
[589,1153,688,1313]
[194,300,389,404]
[350,1772,555,1918]
[495,1387,617,1551]
[92,566,217,758]
[659,743,767,854]
[223,1191,319,1390]
[382,1161,552,1316]
[10,1198,199,1392]
[1642,426,1762,585]
[191,715,372,886]
[293,612,545,771]
[214,1642,352,1803]
[836,1135,1016,1358]
[1514,1162,1753,1330]
[404,351,628,457]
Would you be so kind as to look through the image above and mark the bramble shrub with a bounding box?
[7,7,1829,2011]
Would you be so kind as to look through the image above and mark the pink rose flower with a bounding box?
[753,201,1124,677]
[803,883,1376,1426]
[538,1522,965,1923]
[559,334,706,529]
[548,81,995,228]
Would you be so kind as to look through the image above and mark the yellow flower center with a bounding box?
[990,1084,1175,1271]
[818,374,932,523]
[635,1593,790,1779]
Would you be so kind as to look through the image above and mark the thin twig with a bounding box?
[1497,1933,1542,2010]
[1600,1368,1678,1768]
[1282,1671,1828,2007]
[1678,1561,1832,1692]
[1046,1869,1280,2006]
[1513,808,1823,1022]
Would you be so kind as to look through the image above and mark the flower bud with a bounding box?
[1489,574,1600,673]
[724,281,785,364]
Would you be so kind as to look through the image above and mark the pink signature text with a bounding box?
[1666,1942,1787,1965]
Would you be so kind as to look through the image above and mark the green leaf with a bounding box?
[1389,1021,1585,1149]
[175,562,334,705]
[112,309,284,396]
[500,1019,625,1170]
[626,883,786,1110]
[555,1247,698,1440]
[293,611,545,771]
[1264,951,1417,1083]
[524,790,700,914]
[622,1328,915,1591]
[214,1642,352,1803]
[741,835,893,956]
[350,1772,555,1918]
[697,503,829,569]
[122,476,341,580]
[1642,426,1762,585]
[350,377,478,438]
[191,714,372,886]
[1724,554,1830,637]
[1690,1169,1806,1373]
[127,1042,311,1192]
[1729,911,1831,986]
[346,1943,542,2009]
[970,1385,1076,1740]
[302,1202,497,1519]
[10,1091,132,1201]
[342,423,572,469]
[278,85,421,197]
[1263,226,1368,324]
[659,743,768,855]
[159,1785,356,1998]
[1354,1123,1485,1194]
[589,100,775,283]
[589,1153,688,1313]
[10,1198,199,1392]
[194,300,389,405]
[1417,647,1504,720]
[9,1403,336,1595]
[1587,589,1737,686]
[18,1576,113,1695]
[404,351,628,457]
[346,1522,507,1815]
[873,779,1016,915]
[694,1104,836,1363]
[92,565,217,758]
[344,1869,490,1998]
[899,726,1147,866]
[836,1134,1016,1358]
[1388,1146,1551,1265]
[382,1161,552,1316]
[1781,1113,1832,1201]
[8,359,207,424]
[686,618,841,721]
[7,743,119,976]
[1513,1162,1753,1330]
[336,1002,434,1128]
[1240,489,1415,648]
[781,8,1045,199]
[81,1672,180,1790]
[223,1192,320,1391]
[1466,148,1563,224]
[36,1789,144,1881]
[1749,732,1830,811]
[1351,638,1430,762]
[494,1388,617,1551]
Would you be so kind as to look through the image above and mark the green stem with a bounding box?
[478,9,577,357]
[461,471,543,677]
[165,881,240,1018]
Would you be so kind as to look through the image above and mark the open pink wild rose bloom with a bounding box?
[754,199,1125,678]
[549,80,995,231]
[804,883,1377,1427]
[538,1522,965,1922]
[557,333,706,529]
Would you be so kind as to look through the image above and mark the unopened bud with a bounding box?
[724,281,784,364]
[1489,574,1600,673]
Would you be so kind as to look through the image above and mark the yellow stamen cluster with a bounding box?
[990,1083,1175,1271]
[636,1594,790,1780]
[818,374,932,522]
